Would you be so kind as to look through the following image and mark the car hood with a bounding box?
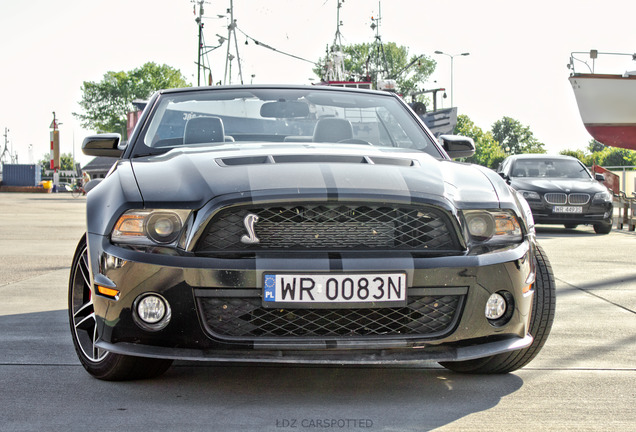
[510,177,607,194]
[128,144,506,210]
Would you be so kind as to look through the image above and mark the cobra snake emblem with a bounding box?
[240,213,260,244]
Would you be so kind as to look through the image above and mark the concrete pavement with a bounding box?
[0,192,634,431]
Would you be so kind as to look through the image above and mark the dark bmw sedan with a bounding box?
[498,154,613,234]
[69,85,554,380]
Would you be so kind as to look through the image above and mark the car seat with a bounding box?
[312,118,354,143]
[184,116,226,144]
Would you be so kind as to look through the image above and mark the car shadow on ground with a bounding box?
[1,310,524,431]
[155,362,524,430]
[535,225,599,238]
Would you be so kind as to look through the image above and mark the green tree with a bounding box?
[74,62,190,139]
[587,139,605,154]
[38,153,76,175]
[593,147,636,167]
[314,42,436,98]
[559,149,592,166]
[560,139,636,167]
[491,117,545,155]
[454,114,506,169]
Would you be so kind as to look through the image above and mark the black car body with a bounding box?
[498,154,613,234]
[69,86,555,380]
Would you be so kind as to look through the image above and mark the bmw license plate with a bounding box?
[553,206,583,214]
[263,273,407,308]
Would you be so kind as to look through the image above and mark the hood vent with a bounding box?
[216,154,418,167]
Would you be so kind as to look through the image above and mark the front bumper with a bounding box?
[98,335,533,364]
[88,233,535,363]
[527,200,612,225]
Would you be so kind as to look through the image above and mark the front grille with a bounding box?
[544,192,590,205]
[195,204,460,253]
[544,193,567,205]
[568,193,590,205]
[197,294,463,340]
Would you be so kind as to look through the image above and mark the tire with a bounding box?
[71,187,81,198]
[68,235,173,380]
[563,224,578,229]
[411,101,427,115]
[439,243,556,374]
[593,221,612,234]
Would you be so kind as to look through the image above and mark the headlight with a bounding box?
[112,209,191,246]
[517,190,541,200]
[463,210,523,245]
[592,190,612,203]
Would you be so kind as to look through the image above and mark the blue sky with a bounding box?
[1,0,635,166]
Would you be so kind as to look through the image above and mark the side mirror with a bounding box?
[82,134,124,157]
[595,173,605,182]
[439,135,475,159]
[498,171,510,182]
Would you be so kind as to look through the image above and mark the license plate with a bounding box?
[263,273,407,308]
[553,206,583,214]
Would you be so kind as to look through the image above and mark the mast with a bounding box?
[370,1,388,88]
[195,0,204,86]
[1,127,16,164]
[325,0,346,82]
[223,0,243,85]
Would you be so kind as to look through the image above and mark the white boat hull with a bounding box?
[569,74,636,150]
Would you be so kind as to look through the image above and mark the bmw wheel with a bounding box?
[439,243,556,374]
[593,221,612,234]
[68,235,173,380]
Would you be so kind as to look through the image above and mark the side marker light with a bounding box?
[97,285,120,298]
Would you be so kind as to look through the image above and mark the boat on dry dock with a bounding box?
[568,50,636,151]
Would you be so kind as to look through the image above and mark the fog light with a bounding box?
[138,295,166,323]
[135,294,171,330]
[485,293,506,320]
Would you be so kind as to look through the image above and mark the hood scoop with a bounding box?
[216,154,418,167]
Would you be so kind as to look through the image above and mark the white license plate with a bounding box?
[553,206,583,214]
[263,273,407,308]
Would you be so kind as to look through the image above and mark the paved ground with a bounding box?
[0,193,634,431]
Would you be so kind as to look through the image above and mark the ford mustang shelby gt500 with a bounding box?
[69,85,555,380]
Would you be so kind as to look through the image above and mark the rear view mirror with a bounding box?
[595,173,605,182]
[439,135,475,159]
[260,101,310,118]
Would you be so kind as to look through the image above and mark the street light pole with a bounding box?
[434,51,470,107]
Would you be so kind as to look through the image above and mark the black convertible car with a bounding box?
[498,154,613,234]
[69,85,555,380]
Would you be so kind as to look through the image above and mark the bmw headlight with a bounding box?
[111,209,191,246]
[592,190,612,203]
[463,210,523,246]
[517,190,541,201]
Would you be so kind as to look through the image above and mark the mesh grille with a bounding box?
[197,295,463,339]
[195,204,460,252]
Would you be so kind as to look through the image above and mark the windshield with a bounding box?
[134,87,441,158]
[510,158,592,179]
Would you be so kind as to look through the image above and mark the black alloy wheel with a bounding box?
[68,235,173,380]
